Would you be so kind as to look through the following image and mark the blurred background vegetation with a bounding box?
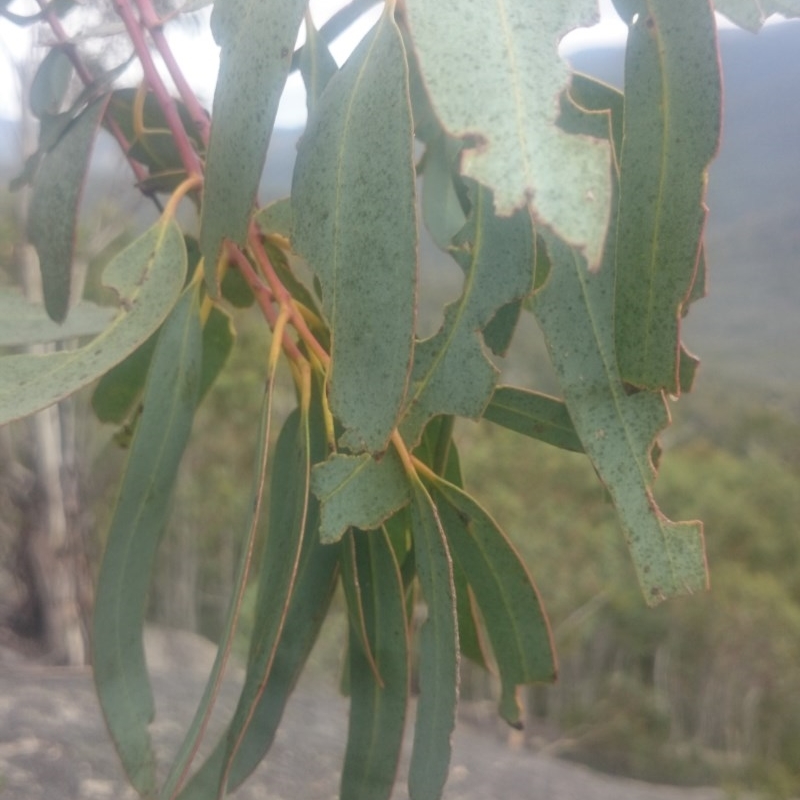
[1,16,799,800]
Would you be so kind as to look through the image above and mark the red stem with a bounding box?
[248,230,330,367]
[111,0,203,178]
[227,245,307,364]
[132,0,211,146]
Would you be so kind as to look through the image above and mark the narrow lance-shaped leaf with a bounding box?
[28,96,109,322]
[0,219,187,426]
[408,478,458,800]
[613,1,721,392]
[299,9,338,113]
[404,0,612,269]
[213,404,312,795]
[482,386,584,454]
[312,450,411,544]
[293,7,417,453]
[200,0,306,292]
[531,230,707,605]
[160,353,276,800]
[29,46,73,118]
[430,479,556,727]
[341,528,409,800]
[340,530,383,683]
[531,71,707,604]
[178,384,339,798]
[92,285,202,797]
[400,185,534,447]
[419,133,466,250]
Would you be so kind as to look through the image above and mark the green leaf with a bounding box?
[530,230,707,606]
[482,386,584,453]
[214,399,314,795]
[404,0,612,269]
[254,198,293,240]
[400,185,534,446]
[299,9,338,113]
[92,285,202,797]
[0,219,187,426]
[430,480,556,726]
[341,528,409,800]
[27,96,108,322]
[419,133,466,250]
[293,7,417,453]
[91,333,158,425]
[0,292,114,347]
[162,355,284,800]
[29,46,73,118]
[711,0,800,31]
[312,450,411,544]
[198,305,235,401]
[408,479,458,800]
[177,385,339,797]
[200,0,306,291]
[105,88,204,177]
[452,560,489,670]
[614,2,721,392]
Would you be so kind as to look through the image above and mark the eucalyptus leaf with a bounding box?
[0,220,187,426]
[400,185,534,446]
[28,96,109,322]
[299,10,338,113]
[404,0,612,269]
[293,7,417,453]
[312,450,411,544]
[408,479,458,800]
[341,528,408,800]
[92,285,202,796]
[531,230,707,605]
[431,479,557,726]
[215,401,313,796]
[483,386,584,454]
[614,2,721,392]
[29,46,73,118]
[177,385,339,797]
[200,0,306,291]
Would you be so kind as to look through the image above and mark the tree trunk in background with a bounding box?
[11,244,92,665]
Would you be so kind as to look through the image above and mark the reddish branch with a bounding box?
[111,0,203,178]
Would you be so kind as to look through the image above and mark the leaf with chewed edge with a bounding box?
[293,7,417,453]
[312,450,411,544]
[92,284,202,797]
[404,0,612,269]
[613,1,721,392]
[530,230,707,605]
[400,185,533,447]
[0,219,186,426]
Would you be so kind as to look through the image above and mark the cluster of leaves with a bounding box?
[3,1,797,799]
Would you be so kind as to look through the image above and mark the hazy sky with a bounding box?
[0,0,628,123]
